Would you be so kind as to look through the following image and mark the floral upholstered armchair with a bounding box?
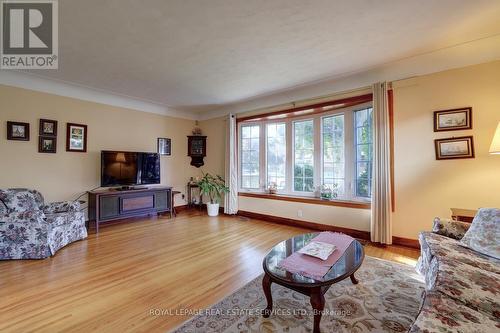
[0,188,88,259]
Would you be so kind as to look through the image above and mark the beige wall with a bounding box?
[0,85,198,206]
[392,61,500,239]
[200,60,500,240]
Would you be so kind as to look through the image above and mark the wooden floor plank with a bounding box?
[0,211,420,333]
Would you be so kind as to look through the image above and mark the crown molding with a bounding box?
[0,71,198,120]
[199,34,500,121]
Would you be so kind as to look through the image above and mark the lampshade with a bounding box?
[115,152,126,163]
[490,122,500,155]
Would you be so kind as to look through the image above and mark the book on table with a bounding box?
[298,241,337,260]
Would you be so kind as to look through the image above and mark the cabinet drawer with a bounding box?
[121,195,155,213]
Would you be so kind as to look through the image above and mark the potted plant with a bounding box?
[197,173,229,216]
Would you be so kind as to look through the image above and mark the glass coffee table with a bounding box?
[262,233,365,333]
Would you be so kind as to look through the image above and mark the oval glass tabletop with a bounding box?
[263,233,365,286]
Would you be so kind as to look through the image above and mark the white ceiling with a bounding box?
[26,0,500,114]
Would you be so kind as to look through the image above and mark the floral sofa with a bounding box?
[0,188,88,259]
[411,208,500,332]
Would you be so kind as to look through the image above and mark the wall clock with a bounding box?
[187,135,206,167]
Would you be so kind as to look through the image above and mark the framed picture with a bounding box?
[158,138,171,155]
[7,121,30,141]
[433,107,472,132]
[66,123,88,152]
[39,119,58,136]
[39,136,57,153]
[435,136,474,160]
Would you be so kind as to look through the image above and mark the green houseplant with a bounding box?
[198,173,229,216]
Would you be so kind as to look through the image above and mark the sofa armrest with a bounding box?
[0,210,47,228]
[432,217,470,240]
[42,201,80,214]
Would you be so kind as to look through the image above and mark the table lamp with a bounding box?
[490,122,500,155]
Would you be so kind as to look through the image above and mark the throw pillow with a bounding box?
[460,208,500,259]
[432,217,470,240]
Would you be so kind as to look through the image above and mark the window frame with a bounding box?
[238,102,373,202]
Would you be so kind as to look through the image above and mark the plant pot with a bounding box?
[207,202,220,217]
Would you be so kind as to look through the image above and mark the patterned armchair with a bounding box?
[0,188,88,259]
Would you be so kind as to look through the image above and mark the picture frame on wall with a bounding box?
[39,136,57,153]
[433,107,472,132]
[7,121,30,141]
[39,119,58,136]
[66,123,88,152]
[158,138,171,156]
[435,136,474,160]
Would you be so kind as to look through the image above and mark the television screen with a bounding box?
[101,151,160,187]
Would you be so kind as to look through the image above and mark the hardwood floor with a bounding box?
[0,211,419,333]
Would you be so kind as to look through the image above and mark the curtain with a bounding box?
[224,114,238,214]
[371,82,392,244]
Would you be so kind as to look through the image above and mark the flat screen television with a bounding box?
[101,151,160,188]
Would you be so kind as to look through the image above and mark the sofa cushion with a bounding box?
[419,232,500,275]
[430,258,500,318]
[409,292,500,333]
[460,208,500,259]
[0,189,39,213]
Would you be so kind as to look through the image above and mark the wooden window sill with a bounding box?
[238,192,371,210]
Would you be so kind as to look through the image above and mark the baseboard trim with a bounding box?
[174,204,224,214]
[392,236,420,249]
[237,210,371,241]
[237,210,420,249]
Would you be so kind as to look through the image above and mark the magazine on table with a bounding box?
[298,241,337,260]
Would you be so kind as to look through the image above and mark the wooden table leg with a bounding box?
[350,273,359,285]
[262,274,273,318]
[310,287,325,333]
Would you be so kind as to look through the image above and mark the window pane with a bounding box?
[322,115,345,197]
[266,123,286,190]
[240,124,260,189]
[294,120,314,192]
[355,108,373,198]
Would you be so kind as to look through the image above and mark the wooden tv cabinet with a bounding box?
[88,187,172,232]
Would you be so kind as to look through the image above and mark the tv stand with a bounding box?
[88,186,172,232]
[115,186,148,191]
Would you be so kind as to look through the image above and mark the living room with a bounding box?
[1,1,499,333]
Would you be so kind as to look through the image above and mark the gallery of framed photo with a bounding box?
[39,119,58,136]
[158,138,171,156]
[39,136,57,153]
[66,123,88,152]
[435,136,474,160]
[7,121,30,141]
[433,107,472,132]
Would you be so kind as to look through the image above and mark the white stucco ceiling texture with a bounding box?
[26,0,500,113]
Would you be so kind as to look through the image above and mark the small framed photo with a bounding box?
[66,123,88,152]
[7,121,30,141]
[39,119,58,136]
[435,136,474,160]
[433,107,472,132]
[158,138,171,156]
[39,136,57,153]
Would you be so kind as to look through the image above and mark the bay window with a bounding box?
[239,103,373,201]
[266,123,286,190]
[240,124,260,189]
[293,120,314,192]
[322,114,345,197]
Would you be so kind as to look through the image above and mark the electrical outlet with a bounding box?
[297,210,303,218]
